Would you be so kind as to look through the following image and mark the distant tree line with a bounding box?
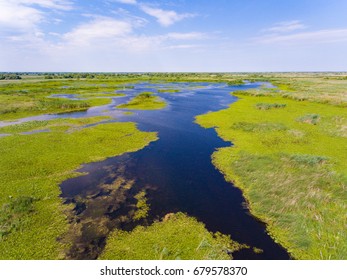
[44,73,99,79]
[43,72,137,79]
[0,73,22,80]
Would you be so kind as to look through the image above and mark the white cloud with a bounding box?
[0,0,73,31]
[112,0,137,4]
[255,28,347,44]
[119,32,206,51]
[263,20,307,33]
[16,0,73,10]
[0,1,42,30]
[140,5,194,26]
[111,8,148,27]
[166,32,206,40]
[61,20,207,52]
[0,1,211,71]
[63,17,133,45]
[164,44,200,50]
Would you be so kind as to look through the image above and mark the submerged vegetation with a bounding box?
[117,92,166,110]
[133,191,150,221]
[196,88,347,259]
[0,117,157,259]
[100,212,246,260]
[61,176,140,260]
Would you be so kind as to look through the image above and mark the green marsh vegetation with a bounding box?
[255,103,286,110]
[1,74,243,260]
[297,114,320,125]
[0,196,35,239]
[1,72,346,260]
[233,72,347,106]
[196,79,347,259]
[157,89,180,93]
[227,79,245,86]
[100,212,247,260]
[0,79,126,120]
[0,117,158,259]
[2,72,345,120]
[117,92,166,110]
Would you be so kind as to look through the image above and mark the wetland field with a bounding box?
[0,72,346,260]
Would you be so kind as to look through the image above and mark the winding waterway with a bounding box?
[1,82,290,259]
[59,82,290,260]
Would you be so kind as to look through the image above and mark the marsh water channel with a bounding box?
[2,82,290,260]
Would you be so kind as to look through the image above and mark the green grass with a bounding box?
[288,154,328,165]
[100,212,246,260]
[0,117,158,259]
[0,196,35,239]
[227,79,245,85]
[235,74,347,106]
[117,92,166,110]
[297,114,320,125]
[255,103,286,110]
[157,89,180,93]
[0,117,109,134]
[196,94,347,259]
[231,122,287,132]
[0,79,126,121]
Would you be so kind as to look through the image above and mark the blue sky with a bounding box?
[1,0,347,72]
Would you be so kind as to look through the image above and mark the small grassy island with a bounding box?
[117,92,166,110]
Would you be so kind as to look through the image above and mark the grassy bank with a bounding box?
[196,94,347,259]
[117,92,166,110]
[100,212,246,260]
[0,79,125,121]
[236,74,347,106]
[0,118,157,259]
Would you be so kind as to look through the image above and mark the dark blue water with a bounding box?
[59,82,290,260]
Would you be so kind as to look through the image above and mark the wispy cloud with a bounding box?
[163,44,200,50]
[108,1,195,27]
[0,1,42,30]
[63,16,133,45]
[263,20,307,33]
[254,20,347,45]
[0,0,208,70]
[61,15,207,51]
[254,28,347,44]
[111,0,137,4]
[140,5,194,27]
[111,7,148,27]
[0,0,73,31]
[166,32,206,40]
[18,0,73,11]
